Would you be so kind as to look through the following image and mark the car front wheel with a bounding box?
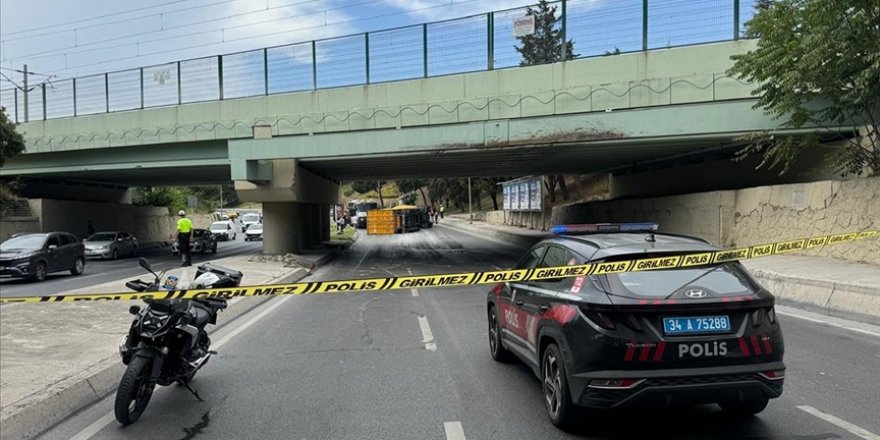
[542,343,577,429]
[70,257,85,276]
[32,261,48,282]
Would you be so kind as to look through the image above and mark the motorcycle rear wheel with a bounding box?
[114,356,154,425]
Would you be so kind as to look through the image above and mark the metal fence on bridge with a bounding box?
[0,0,759,123]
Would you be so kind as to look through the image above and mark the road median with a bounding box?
[0,250,340,440]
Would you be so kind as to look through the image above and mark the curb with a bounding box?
[1,255,339,440]
[749,271,880,326]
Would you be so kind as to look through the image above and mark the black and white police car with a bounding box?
[486,223,785,428]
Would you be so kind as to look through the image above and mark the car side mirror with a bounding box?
[138,257,153,273]
[129,305,141,315]
[117,237,124,241]
[48,244,58,250]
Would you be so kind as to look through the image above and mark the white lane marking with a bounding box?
[68,296,292,440]
[797,405,880,440]
[418,315,437,351]
[69,413,115,440]
[411,288,419,297]
[776,308,880,338]
[444,421,467,440]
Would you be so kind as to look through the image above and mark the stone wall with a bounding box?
[0,218,41,242]
[550,177,879,265]
[731,178,879,265]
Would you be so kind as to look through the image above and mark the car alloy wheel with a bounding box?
[34,262,48,282]
[543,352,563,418]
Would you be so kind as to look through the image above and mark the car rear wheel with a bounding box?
[112,248,119,260]
[70,257,85,276]
[719,398,769,416]
[211,242,218,253]
[32,262,48,282]
[488,306,514,363]
[542,343,577,429]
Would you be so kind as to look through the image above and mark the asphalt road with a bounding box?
[0,226,261,298]
[34,225,880,440]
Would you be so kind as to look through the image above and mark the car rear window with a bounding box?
[605,262,757,298]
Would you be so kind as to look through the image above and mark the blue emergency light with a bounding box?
[551,223,659,235]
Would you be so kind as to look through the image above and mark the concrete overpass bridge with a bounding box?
[1,40,856,252]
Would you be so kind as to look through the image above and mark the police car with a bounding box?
[486,223,785,428]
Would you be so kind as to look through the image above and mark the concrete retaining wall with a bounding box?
[25,199,216,244]
[550,176,880,265]
[0,218,41,242]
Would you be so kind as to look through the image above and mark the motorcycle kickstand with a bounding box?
[182,380,205,402]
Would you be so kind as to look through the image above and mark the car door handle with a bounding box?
[515,299,524,306]
[539,305,549,311]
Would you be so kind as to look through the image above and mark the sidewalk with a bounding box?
[440,219,880,325]
[0,249,340,440]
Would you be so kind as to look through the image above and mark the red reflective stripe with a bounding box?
[750,335,763,355]
[624,343,636,362]
[639,299,648,305]
[721,297,731,303]
[652,299,662,305]
[653,341,666,361]
[738,338,751,356]
[638,344,651,361]
[763,336,773,354]
[666,299,676,305]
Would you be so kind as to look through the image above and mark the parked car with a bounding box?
[171,229,218,254]
[0,232,86,281]
[240,213,261,232]
[209,221,237,241]
[84,231,138,260]
[244,223,263,241]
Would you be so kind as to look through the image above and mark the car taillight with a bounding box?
[758,370,785,380]
[491,283,503,296]
[588,379,644,389]
[579,308,615,330]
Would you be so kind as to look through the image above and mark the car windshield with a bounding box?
[242,214,260,222]
[210,222,228,230]
[1,234,47,251]
[86,233,115,241]
[605,262,757,298]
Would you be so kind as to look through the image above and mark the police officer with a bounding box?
[177,210,193,267]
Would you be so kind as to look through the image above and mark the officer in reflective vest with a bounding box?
[177,210,193,267]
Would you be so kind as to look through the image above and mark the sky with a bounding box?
[0,0,757,120]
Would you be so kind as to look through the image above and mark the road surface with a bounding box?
[0,228,260,298]
[33,225,880,440]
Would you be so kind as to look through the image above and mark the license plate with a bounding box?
[663,316,731,335]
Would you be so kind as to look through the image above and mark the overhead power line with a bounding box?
[0,0,193,37]
[3,0,347,62]
[51,0,491,76]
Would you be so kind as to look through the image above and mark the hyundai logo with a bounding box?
[684,289,707,298]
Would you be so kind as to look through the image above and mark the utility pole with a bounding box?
[468,177,473,224]
[22,64,28,123]
[219,185,224,209]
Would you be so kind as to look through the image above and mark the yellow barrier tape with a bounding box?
[1,229,877,305]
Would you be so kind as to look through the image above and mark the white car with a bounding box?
[244,223,263,241]
[209,221,236,241]
[240,213,261,232]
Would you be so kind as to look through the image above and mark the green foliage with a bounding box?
[515,0,577,66]
[401,193,418,205]
[728,0,880,175]
[139,187,188,213]
[0,106,25,168]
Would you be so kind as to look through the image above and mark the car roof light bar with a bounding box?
[551,223,659,235]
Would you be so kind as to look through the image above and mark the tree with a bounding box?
[728,0,880,175]
[350,180,387,208]
[396,179,430,206]
[544,175,569,204]
[514,0,577,66]
[474,177,507,210]
[139,187,187,213]
[0,106,25,168]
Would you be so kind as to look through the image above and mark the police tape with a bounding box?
[1,229,877,305]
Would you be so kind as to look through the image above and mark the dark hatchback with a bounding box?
[486,224,785,429]
[0,232,86,281]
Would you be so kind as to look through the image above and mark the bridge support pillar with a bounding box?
[236,159,339,254]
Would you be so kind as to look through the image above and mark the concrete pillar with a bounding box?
[262,202,301,254]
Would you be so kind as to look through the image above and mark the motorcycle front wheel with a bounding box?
[114,356,154,425]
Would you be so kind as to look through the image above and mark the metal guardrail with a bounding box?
[0,0,758,124]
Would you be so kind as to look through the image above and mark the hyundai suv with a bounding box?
[486,223,785,429]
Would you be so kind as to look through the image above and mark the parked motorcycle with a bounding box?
[114,257,242,425]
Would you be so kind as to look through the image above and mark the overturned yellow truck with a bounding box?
[366,206,433,235]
